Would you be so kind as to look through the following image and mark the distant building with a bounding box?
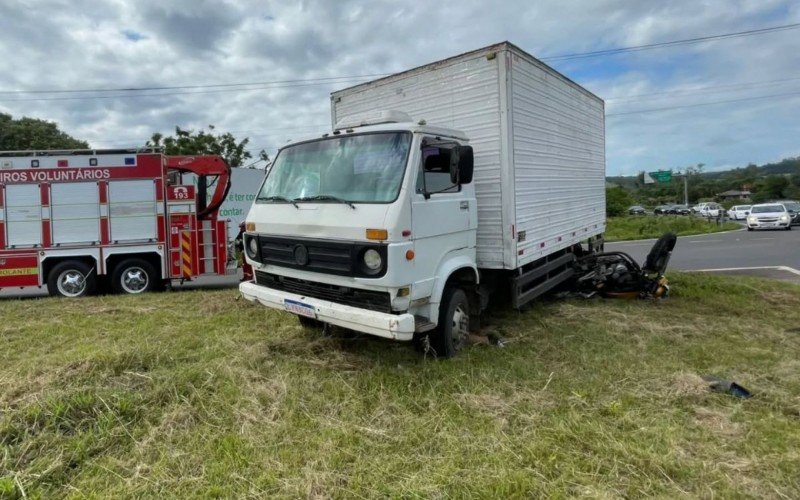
[717,189,751,200]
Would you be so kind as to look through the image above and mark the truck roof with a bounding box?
[282,121,469,151]
[331,41,602,104]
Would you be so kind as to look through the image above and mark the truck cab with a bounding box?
[240,112,478,355]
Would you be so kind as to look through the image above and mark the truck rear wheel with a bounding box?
[112,259,157,294]
[48,260,96,298]
[429,287,470,358]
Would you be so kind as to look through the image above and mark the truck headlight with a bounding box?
[246,236,259,259]
[363,249,382,272]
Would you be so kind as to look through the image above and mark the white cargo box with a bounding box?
[331,42,606,270]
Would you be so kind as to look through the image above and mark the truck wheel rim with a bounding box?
[451,304,469,351]
[121,267,148,293]
[57,270,86,297]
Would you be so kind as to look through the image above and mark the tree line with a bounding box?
[606,158,800,215]
[0,112,267,168]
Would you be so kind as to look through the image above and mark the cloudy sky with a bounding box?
[1,0,798,175]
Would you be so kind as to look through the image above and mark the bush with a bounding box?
[606,187,634,217]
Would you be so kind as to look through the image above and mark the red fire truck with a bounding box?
[0,149,241,297]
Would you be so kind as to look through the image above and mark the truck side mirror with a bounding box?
[450,145,474,185]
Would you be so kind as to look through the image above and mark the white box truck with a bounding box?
[240,42,606,356]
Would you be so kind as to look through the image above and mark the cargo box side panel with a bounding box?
[509,52,606,266]
[333,54,507,268]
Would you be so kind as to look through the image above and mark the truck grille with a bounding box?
[255,235,386,278]
[255,271,392,313]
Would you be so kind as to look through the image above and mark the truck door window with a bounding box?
[416,146,459,195]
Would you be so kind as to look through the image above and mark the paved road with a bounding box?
[0,274,241,300]
[607,225,800,284]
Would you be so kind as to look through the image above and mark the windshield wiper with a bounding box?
[256,195,298,208]
[294,195,356,209]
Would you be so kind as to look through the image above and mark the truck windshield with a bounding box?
[257,132,412,204]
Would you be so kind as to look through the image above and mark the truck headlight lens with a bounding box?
[363,249,382,271]
[247,236,259,259]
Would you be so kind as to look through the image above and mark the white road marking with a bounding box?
[687,239,723,243]
[688,265,800,277]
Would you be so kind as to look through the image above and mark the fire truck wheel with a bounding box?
[429,287,470,358]
[48,261,96,298]
[112,259,157,295]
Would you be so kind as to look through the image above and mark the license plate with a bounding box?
[284,299,316,318]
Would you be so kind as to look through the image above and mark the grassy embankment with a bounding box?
[1,274,799,497]
[606,216,741,242]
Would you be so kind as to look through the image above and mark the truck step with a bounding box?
[414,316,436,333]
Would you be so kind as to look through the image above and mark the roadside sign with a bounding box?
[648,171,672,183]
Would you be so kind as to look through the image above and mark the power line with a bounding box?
[542,22,800,61]
[1,22,797,98]
[0,78,380,102]
[0,73,390,95]
[606,76,800,101]
[606,90,800,116]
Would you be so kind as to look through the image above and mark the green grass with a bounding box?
[606,216,741,242]
[2,274,800,497]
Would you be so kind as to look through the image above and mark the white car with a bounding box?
[728,205,752,220]
[746,203,792,231]
[697,202,724,218]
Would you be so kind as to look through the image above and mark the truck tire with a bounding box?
[48,260,96,298]
[430,287,470,358]
[111,259,157,294]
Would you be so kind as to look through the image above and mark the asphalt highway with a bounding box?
[607,225,800,284]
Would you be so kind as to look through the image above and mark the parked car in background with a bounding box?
[628,205,646,215]
[668,204,691,215]
[654,205,673,215]
[746,203,792,231]
[774,200,800,225]
[697,202,724,218]
[728,205,752,220]
[692,202,710,213]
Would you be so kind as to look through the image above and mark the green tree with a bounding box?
[147,125,265,168]
[606,186,634,216]
[0,113,88,150]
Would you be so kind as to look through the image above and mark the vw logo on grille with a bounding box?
[293,244,309,265]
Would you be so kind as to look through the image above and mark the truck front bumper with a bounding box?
[239,281,415,341]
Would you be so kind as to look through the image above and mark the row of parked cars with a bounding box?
[627,200,800,230]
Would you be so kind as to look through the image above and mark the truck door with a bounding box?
[411,142,471,291]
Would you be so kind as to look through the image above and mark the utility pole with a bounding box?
[683,174,688,206]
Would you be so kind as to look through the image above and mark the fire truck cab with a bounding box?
[0,149,235,297]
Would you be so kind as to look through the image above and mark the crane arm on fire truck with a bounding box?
[164,155,232,219]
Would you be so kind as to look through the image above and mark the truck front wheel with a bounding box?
[112,259,157,294]
[48,260,96,298]
[430,287,471,358]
